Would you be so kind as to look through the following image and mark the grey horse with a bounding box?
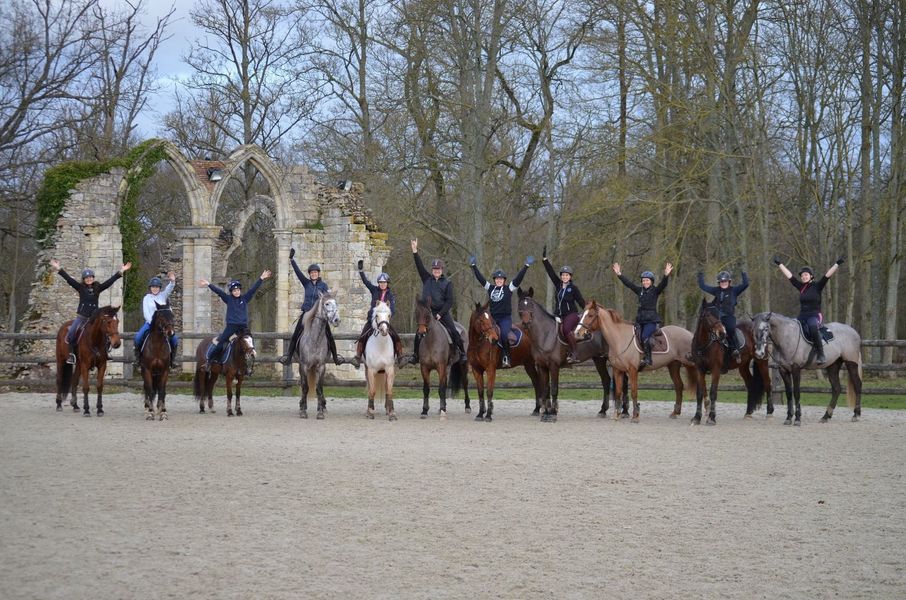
[297,292,341,419]
[752,312,862,425]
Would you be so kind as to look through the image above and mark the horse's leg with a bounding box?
[472,366,486,420]
[525,363,542,416]
[778,369,793,424]
[668,363,683,418]
[461,364,471,414]
[207,370,217,413]
[143,367,154,420]
[693,368,704,425]
[707,368,719,425]
[235,375,243,416]
[438,363,448,418]
[316,369,327,419]
[629,369,641,423]
[611,367,625,422]
[386,367,397,421]
[420,364,431,418]
[845,360,862,421]
[69,362,79,410]
[158,369,169,420]
[758,360,774,416]
[226,373,234,417]
[366,369,376,419]
[821,360,842,423]
[592,357,610,417]
[537,364,551,422]
[739,361,755,417]
[485,367,496,422]
[80,363,91,416]
[299,368,309,418]
[549,366,560,422]
[95,362,106,417]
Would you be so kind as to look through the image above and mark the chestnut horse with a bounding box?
[193,330,256,416]
[688,299,771,425]
[54,305,122,416]
[139,302,176,421]
[467,302,540,422]
[575,301,697,422]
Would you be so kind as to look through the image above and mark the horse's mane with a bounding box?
[87,305,119,324]
[602,306,633,326]
[302,292,334,329]
[523,294,557,321]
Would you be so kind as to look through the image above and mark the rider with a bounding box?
[773,256,844,364]
[199,270,272,371]
[470,254,534,368]
[133,272,179,369]
[697,269,749,361]
[410,238,467,365]
[278,249,342,366]
[541,246,585,363]
[49,258,131,365]
[351,259,402,367]
[612,261,674,367]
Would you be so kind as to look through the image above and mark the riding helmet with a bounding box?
[640,270,655,280]
[307,263,321,273]
[799,266,814,277]
[492,269,507,280]
[559,266,573,275]
[431,259,445,270]
[148,276,163,288]
[81,268,95,280]
[377,273,390,283]
[228,279,242,291]
[716,271,731,282]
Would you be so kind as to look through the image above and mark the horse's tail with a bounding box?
[846,360,862,409]
[60,362,74,395]
[192,365,204,401]
[682,364,698,398]
[448,361,464,398]
[749,360,765,411]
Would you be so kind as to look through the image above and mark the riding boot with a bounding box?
[729,337,741,362]
[204,343,217,373]
[811,326,826,364]
[326,325,344,365]
[352,338,365,368]
[501,340,511,368]
[279,319,304,365]
[132,343,142,369]
[67,341,77,365]
[169,342,178,369]
[566,338,580,364]
[456,339,468,364]
[641,339,653,367]
[410,334,422,364]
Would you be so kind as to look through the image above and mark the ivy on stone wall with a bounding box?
[34,138,169,311]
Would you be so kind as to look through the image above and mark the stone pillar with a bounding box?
[273,229,293,374]
[176,226,221,366]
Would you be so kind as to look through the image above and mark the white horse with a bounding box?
[364,301,397,421]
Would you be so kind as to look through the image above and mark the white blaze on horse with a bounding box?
[364,301,397,421]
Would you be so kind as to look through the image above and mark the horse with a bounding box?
[364,300,397,421]
[54,305,122,416]
[297,292,340,420]
[574,301,698,422]
[467,302,540,422]
[753,312,863,425]
[688,299,772,425]
[516,288,614,423]
[193,329,256,416]
[413,298,470,419]
[139,302,176,421]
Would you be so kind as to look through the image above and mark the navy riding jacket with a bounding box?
[697,272,749,318]
[209,278,264,325]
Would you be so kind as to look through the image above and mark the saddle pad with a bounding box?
[797,322,834,345]
[732,329,745,349]
[495,326,524,348]
[633,329,670,354]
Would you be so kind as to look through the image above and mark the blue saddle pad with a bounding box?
[495,326,523,348]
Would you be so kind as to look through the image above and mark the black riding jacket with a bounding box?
[58,269,122,318]
[697,272,749,318]
[789,275,828,318]
[472,264,529,319]
[359,270,396,316]
[414,252,454,317]
[618,273,668,323]
[542,259,585,317]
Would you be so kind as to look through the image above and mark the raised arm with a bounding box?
[774,256,793,280]
[413,251,430,282]
[242,271,270,302]
[207,283,230,302]
[96,271,123,293]
[825,257,844,279]
[617,273,642,294]
[697,272,718,295]
[655,273,670,294]
[290,257,310,286]
[56,268,82,291]
[509,259,532,291]
[358,268,378,293]
[470,257,489,288]
[735,271,750,294]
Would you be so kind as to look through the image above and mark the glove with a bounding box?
[772,256,781,266]
[525,255,535,266]
[542,245,547,260]
[468,256,476,267]
[289,248,295,260]
[835,256,845,265]
[357,259,364,271]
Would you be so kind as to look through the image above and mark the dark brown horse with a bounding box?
[140,302,176,421]
[517,288,614,422]
[54,306,122,416]
[414,299,470,419]
[193,330,256,416]
[467,302,540,422]
[688,300,772,425]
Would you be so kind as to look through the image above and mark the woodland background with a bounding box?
[1,0,903,363]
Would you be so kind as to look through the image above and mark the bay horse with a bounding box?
[753,312,863,425]
[139,302,176,421]
[516,288,614,423]
[297,292,340,420]
[364,300,397,421]
[574,301,698,422]
[688,299,771,425]
[54,305,122,416]
[414,298,470,419]
[193,329,256,416]
[467,302,540,422]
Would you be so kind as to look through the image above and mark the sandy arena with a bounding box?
[1,391,904,599]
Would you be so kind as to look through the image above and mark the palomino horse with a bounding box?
[54,305,122,416]
[575,301,697,422]
[364,301,397,421]
[139,302,176,421]
[193,329,256,416]
[688,299,771,425]
[414,298,470,419]
[297,292,340,419]
[753,312,862,425]
[517,288,613,423]
[467,302,540,422]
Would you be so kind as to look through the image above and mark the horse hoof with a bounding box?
[597,411,607,418]
[474,414,484,421]
[630,416,639,423]
[56,405,63,412]
[530,409,540,416]
[145,413,154,421]
[549,415,557,423]
[783,419,792,426]
[72,406,79,412]
[367,412,375,420]
[96,410,104,417]
[420,413,427,419]
[743,413,753,420]
[389,414,397,422]
[706,418,716,426]
[236,410,242,417]
[464,407,471,414]
[851,415,860,422]
[794,420,802,427]
[691,417,701,425]
[160,413,168,421]
[83,412,91,417]
[300,411,308,419]
[820,416,829,423]
[209,409,216,414]
[669,412,678,419]
[439,410,447,420]
[485,415,493,422]
[199,408,205,414]
[316,412,325,420]
[620,413,630,419]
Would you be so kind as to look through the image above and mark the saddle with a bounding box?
[633,326,669,354]
[212,336,246,365]
[494,325,524,348]
[730,329,745,350]
[797,321,834,345]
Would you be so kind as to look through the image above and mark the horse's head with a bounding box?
[753,312,772,359]
[91,305,122,350]
[152,301,175,338]
[697,299,725,343]
[517,287,535,326]
[372,300,392,336]
[574,300,600,341]
[236,327,256,373]
[320,292,340,327]
[414,298,432,335]
[470,302,498,342]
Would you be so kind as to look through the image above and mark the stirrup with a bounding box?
[278,354,292,365]
[501,356,511,368]
[66,353,76,365]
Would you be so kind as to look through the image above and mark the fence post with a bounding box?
[123,338,133,379]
